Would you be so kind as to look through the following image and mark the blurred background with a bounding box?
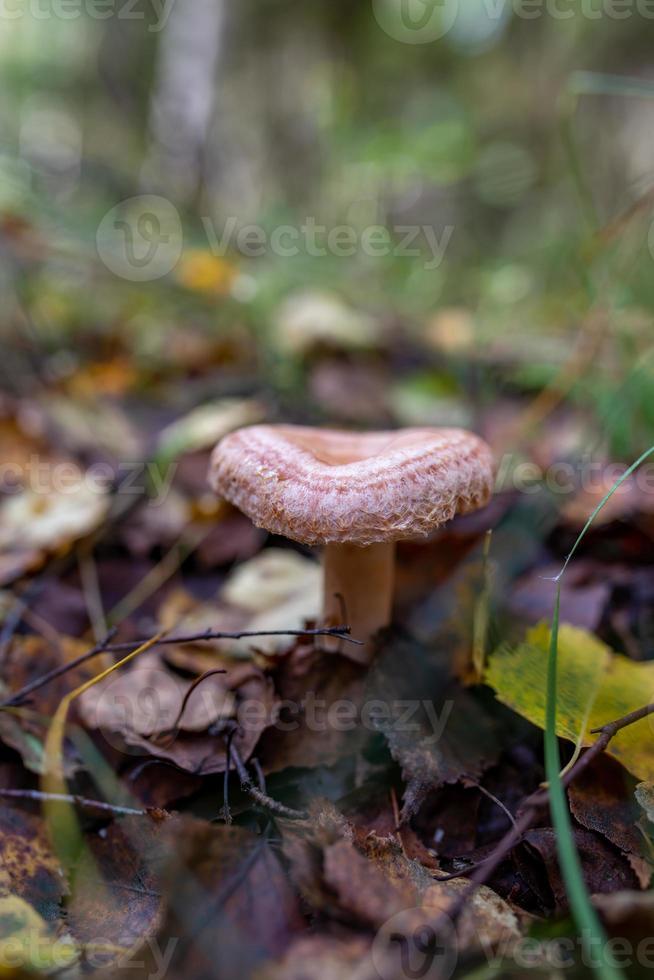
[1,1,653,428]
[2,0,654,584]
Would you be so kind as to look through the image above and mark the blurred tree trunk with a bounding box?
[143,0,226,203]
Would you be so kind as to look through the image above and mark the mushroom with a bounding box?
[209,425,494,664]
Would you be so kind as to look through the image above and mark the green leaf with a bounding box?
[486,622,654,783]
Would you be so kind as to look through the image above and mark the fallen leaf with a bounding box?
[67,816,166,957]
[256,933,372,980]
[79,651,277,775]
[160,548,322,658]
[0,634,111,776]
[562,465,654,528]
[369,632,504,819]
[274,290,378,356]
[515,827,638,914]
[79,652,234,738]
[156,397,264,461]
[66,356,138,398]
[0,482,109,554]
[421,876,523,957]
[41,394,143,461]
[257,644,366,775]
[568,755,651,880]
[0,805,66,919]
[425,307,475,355]
[0,548,43,586]
[280,802,522,966]
[635,781,654,823]
[322,838,418,928]
[118,817,305,980]
[593,888,654,940]
[485,622,654,782]
[0,895,77,973]
[175,250,239,295]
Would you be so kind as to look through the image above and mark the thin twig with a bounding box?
[222,728,236,825]
[0,787,148,817]
[0,624,358,710]
[228,741,307,820]
[251,757,266,793]
[474,781,517,831]
[169,668,228,735]
[0,629,118,708]
[103,625,361,651]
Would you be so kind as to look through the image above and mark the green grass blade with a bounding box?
[545,444,654,980]
[545,585,622,980]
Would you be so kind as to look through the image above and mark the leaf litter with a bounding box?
[2,378,654,978]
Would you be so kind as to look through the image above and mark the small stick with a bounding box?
[251,758,266,793]
[228,741,307,820]
[0,629,118,708]
[221,728,236,825]
[0,625,358,710]
[168,668,228,735]
[103,625,361,651]
[0,787,147,817]
[474,781,517,831]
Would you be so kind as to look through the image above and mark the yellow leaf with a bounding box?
[0,895,77,972]
[176,250,238,295]
[485,622,654,781]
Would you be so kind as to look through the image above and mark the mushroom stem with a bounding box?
[322,541,395,664]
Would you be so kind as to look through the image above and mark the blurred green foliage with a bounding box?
[2,0,654,458]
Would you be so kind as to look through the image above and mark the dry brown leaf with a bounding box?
[114,817,305,980]
[255,934,372,980]
[79,652,277,774]
[0,805,67,916]
[67,816,167,957]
